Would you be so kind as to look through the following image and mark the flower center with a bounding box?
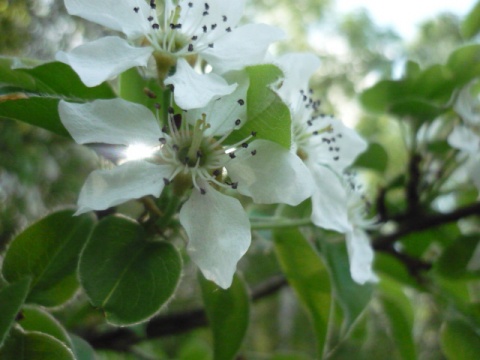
[152,106,256,195]
[133,0,233,57]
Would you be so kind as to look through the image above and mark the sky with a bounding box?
[336,0,477,39]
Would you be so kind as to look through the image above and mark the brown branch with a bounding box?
[374,201,480,250]
[83,275,288,351]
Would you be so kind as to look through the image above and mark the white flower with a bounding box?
[57,0,284,109]
[273,52,376,284]
[58,88,312,288]
[344,177,378,284]
[448,81,480,191]
[274,52,368,232]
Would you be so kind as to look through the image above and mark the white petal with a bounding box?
[164,58,237,110]
[226,139,314,206]
[179,0,245,41]
[454,82,480,126]
[64,0,150,39]
[308,116,367,171]
[56,36,153,87]
[345,229,378,284]
[76,161,174,214]
[184,72,249,136]
[179,183,251,289]
[448,125,480,153]
[467,155,480,191]
[59,99,161,146]
[274,52,321,107]
[309,163,351,233]
[202,23,285,74]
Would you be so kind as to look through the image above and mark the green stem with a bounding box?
[250,217,313,230]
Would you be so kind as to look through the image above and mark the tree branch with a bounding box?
[374,201,480,250]
[83,275,288,351]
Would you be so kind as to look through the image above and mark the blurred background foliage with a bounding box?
[1,0,480,359]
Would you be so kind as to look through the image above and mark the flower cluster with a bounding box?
[58,0,377,288]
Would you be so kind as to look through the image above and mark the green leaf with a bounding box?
[69,334,97,360]
[462,1,480,39]
[2,210,95,307]
[199,273,250,360]
[436,236,480,279]
[0,328,75,360]
[19,306,72,348]
[359,80,410,114]
[389,99,443,122]
[273,227,332,358]
[227,65,291,148]
[118,68,166,111]
[447,44,480,87]
[379,279,417,360]
[353,142,389,173]
[320,239,373,335]
[0,278,31,348]
[0,58,115,100]
[0,97,70,138]
[78,215,182,325]
[374,253,420,290]
[441,319,480,359]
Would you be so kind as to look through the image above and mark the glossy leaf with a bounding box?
[441,319,480,359]
[69,334,97,360]
[0,278,31,348]
[462,1,480,39]
[227,64,291,148]
[320,239,373,335]
[353,142,389,173]
[0,328,75,360]
[273,227,332,358]
[19,306,72,348]
[199,273,249,360]
[78,215,182,325]
[379,279,417,360]
[0,97,70,138]
[2,210,95,307]
[0,58,115,99]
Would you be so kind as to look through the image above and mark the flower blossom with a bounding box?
[448,81,480,191]
[58,86,312,289]
[57,0,284,109]
[273,52,377,284]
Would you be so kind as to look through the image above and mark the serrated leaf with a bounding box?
[19,306,72,348]
[320,240,373,335]
[0,278,31,348]
[227,64,291,148]
[0,328,75,360]
[441,319,480,359]
[389,99,444,122]
[78,215,181,325]
[199,273,249,360]
[273,227,332,358]
[353,142,389,173]
[2,210,95,307]
[462,1,480,39]
[379,279,417,360]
